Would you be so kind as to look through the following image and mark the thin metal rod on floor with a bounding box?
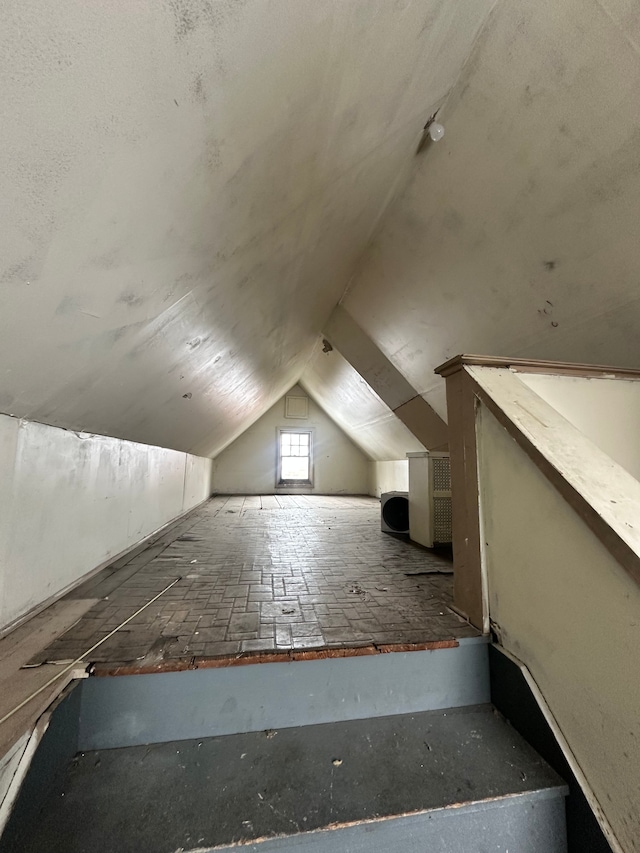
[0,577,182,728]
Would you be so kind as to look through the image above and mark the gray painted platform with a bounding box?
[17,705,567,853]
[79,637,489,750]
[211,797,568,853]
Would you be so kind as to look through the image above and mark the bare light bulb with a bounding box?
[428,122,445,142]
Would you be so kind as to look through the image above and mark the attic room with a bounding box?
[1,1,639,852]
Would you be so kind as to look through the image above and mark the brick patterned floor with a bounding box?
[29,496,478,668]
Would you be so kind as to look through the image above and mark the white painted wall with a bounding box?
[212,385,369,495]
[477,403,640,852]
[368,461,409,499]
[519,372,640,481]
[301,350,416,499]
[0,414,212,633]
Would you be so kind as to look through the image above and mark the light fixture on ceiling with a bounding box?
[428,121,445,142]
[416,110,445,154]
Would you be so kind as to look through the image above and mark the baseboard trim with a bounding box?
[211,492,372,497]
[490,644,619,853]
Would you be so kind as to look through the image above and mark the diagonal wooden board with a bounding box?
[0,599,97,760]
[0,599,98,668]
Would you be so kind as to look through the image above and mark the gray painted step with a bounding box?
[212,796,568,853]
[21,705,568,853]
[79,637,489,750]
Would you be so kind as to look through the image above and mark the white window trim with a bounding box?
[276,427,314,488]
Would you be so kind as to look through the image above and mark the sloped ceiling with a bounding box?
[301,346,426,461]
[0,0,494,457]
[323,0,640,427]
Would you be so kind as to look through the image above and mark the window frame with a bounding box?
[276,427,314,488]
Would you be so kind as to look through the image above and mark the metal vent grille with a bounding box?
[433,496,453,543]
[432,456,451,491]
[285,395,309,419]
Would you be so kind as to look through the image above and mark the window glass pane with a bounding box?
[282,456,309,480]
[279,433,311,481]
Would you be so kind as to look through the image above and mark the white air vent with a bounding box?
[407,452,452,547]
[285,395,309,419]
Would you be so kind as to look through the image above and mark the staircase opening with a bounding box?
[0,637,571,853]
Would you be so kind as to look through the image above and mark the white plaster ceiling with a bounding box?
[332,0,640,427]
[0,0,494,457]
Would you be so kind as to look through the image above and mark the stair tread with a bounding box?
[19,705,567,853]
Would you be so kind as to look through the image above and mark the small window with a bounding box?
[277,429,312,486]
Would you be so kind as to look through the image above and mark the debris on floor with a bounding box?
[404,568,453,576]
[344,581,370,600]
[23,496,475,668]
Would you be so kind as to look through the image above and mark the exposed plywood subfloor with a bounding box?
[27,496,477,673]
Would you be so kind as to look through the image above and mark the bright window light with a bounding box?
[278,430,312,484]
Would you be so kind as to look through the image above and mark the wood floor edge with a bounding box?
[93,639,460,677]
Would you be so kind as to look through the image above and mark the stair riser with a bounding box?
[79,639,489,750]
[207,794,567,853]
